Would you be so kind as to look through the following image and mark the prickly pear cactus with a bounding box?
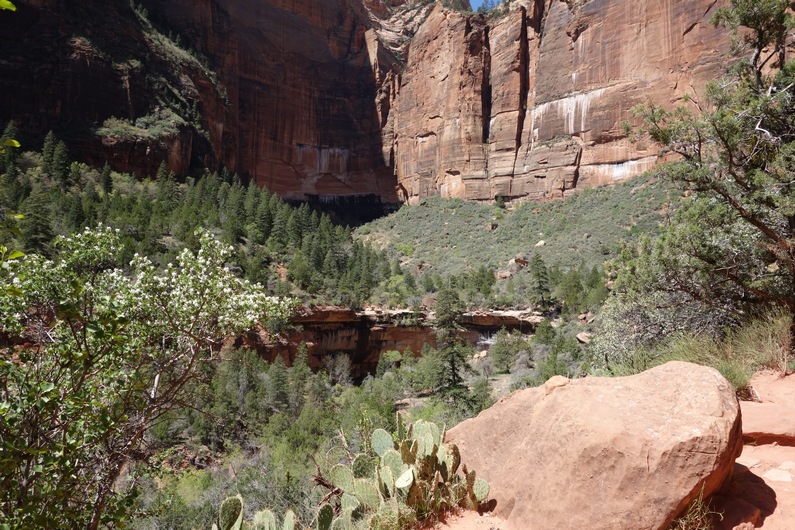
[251,508,276,530]
[395,467,414,490]
[371,428,395,457]
[352,453,379,478]
[473,478,489,502]
[330,464,355,493]
[317,504,333,530]
[282,510,296,530]
[381,448,403,477]
[219,495,244,530]
[378,465,395,497]
[353,478,381,510]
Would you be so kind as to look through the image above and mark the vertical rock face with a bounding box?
[392,0,730,203]
[139,0,404,203]
[393,4,491,202]
[0,0,729,206]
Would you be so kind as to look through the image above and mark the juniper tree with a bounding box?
[611,0,795,358]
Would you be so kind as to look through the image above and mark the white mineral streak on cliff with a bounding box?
[584,157,658,182]
[531,88,609,140]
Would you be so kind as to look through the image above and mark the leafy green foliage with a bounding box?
[0,132,401,307]
[489,328,530,373]
[359,175,673,281]
[602,0,795,369]
[220,418,489,530]
[0,227,295,529]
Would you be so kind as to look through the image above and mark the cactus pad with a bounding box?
[428,421,441,447]
[437,443,461,481]
[317,504,333,530]
[251,508,276,530]
[417,432,435,458]
[381,448,404,477]
[371,428,395,457]
[379,465,395,497]
[330,464,355,493]
[399,440,416,466]
[341,492,360,512]
[395,467,414,490]
[219,495,244,530]
[473,478,489,502]
[352,454,377,478]
[353,478,381,510]
[282,509,296,530]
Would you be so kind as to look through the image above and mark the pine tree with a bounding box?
[100,163,113,194]
[616,0,795,352]
[243,182,260,222]
[155,160,170,181]
[529,254,551,309]
[322,249,339,277]
[265,357,290,412]
[434,286,471,389]
[41,130,56,174]
[255,195,273,242]
[19,186,53,254]
[1,120,19,173]
[288,343,312,416]
[51,141,70,185]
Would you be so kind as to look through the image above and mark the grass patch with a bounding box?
[97,108,186,141]
[669,487,723,530]
[607,310,792,394]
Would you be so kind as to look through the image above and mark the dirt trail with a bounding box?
[714,371,795,530]
[435,510,504,530]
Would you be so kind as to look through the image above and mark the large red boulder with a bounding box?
[446,361,743,530]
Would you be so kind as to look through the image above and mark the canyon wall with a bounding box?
[238,305,539,378]
[142,0,406,202]
[0,0,729,205]
[392,0,730,203]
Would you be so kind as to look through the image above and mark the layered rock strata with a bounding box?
[0,0,730,205]
[393,0,730,203]
[236,305,539,378]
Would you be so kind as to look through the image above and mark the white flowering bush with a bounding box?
[0,226,296,530]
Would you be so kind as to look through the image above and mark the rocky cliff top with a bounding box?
[361,0,440,61]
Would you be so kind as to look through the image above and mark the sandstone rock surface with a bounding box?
[711,371,795,530]
[0,0,731,206]
[446,362,743,530]
[393,0,731,203]
[238,305,527,378]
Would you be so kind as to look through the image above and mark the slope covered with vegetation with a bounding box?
[359,175,674,276]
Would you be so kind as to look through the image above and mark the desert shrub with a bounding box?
[595,311,792,393]
[489,328,531,372]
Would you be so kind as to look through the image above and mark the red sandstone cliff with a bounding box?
[392,0,730,203]
[0,0,729,205]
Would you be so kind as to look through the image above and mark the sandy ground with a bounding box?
[434,510,505,530]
